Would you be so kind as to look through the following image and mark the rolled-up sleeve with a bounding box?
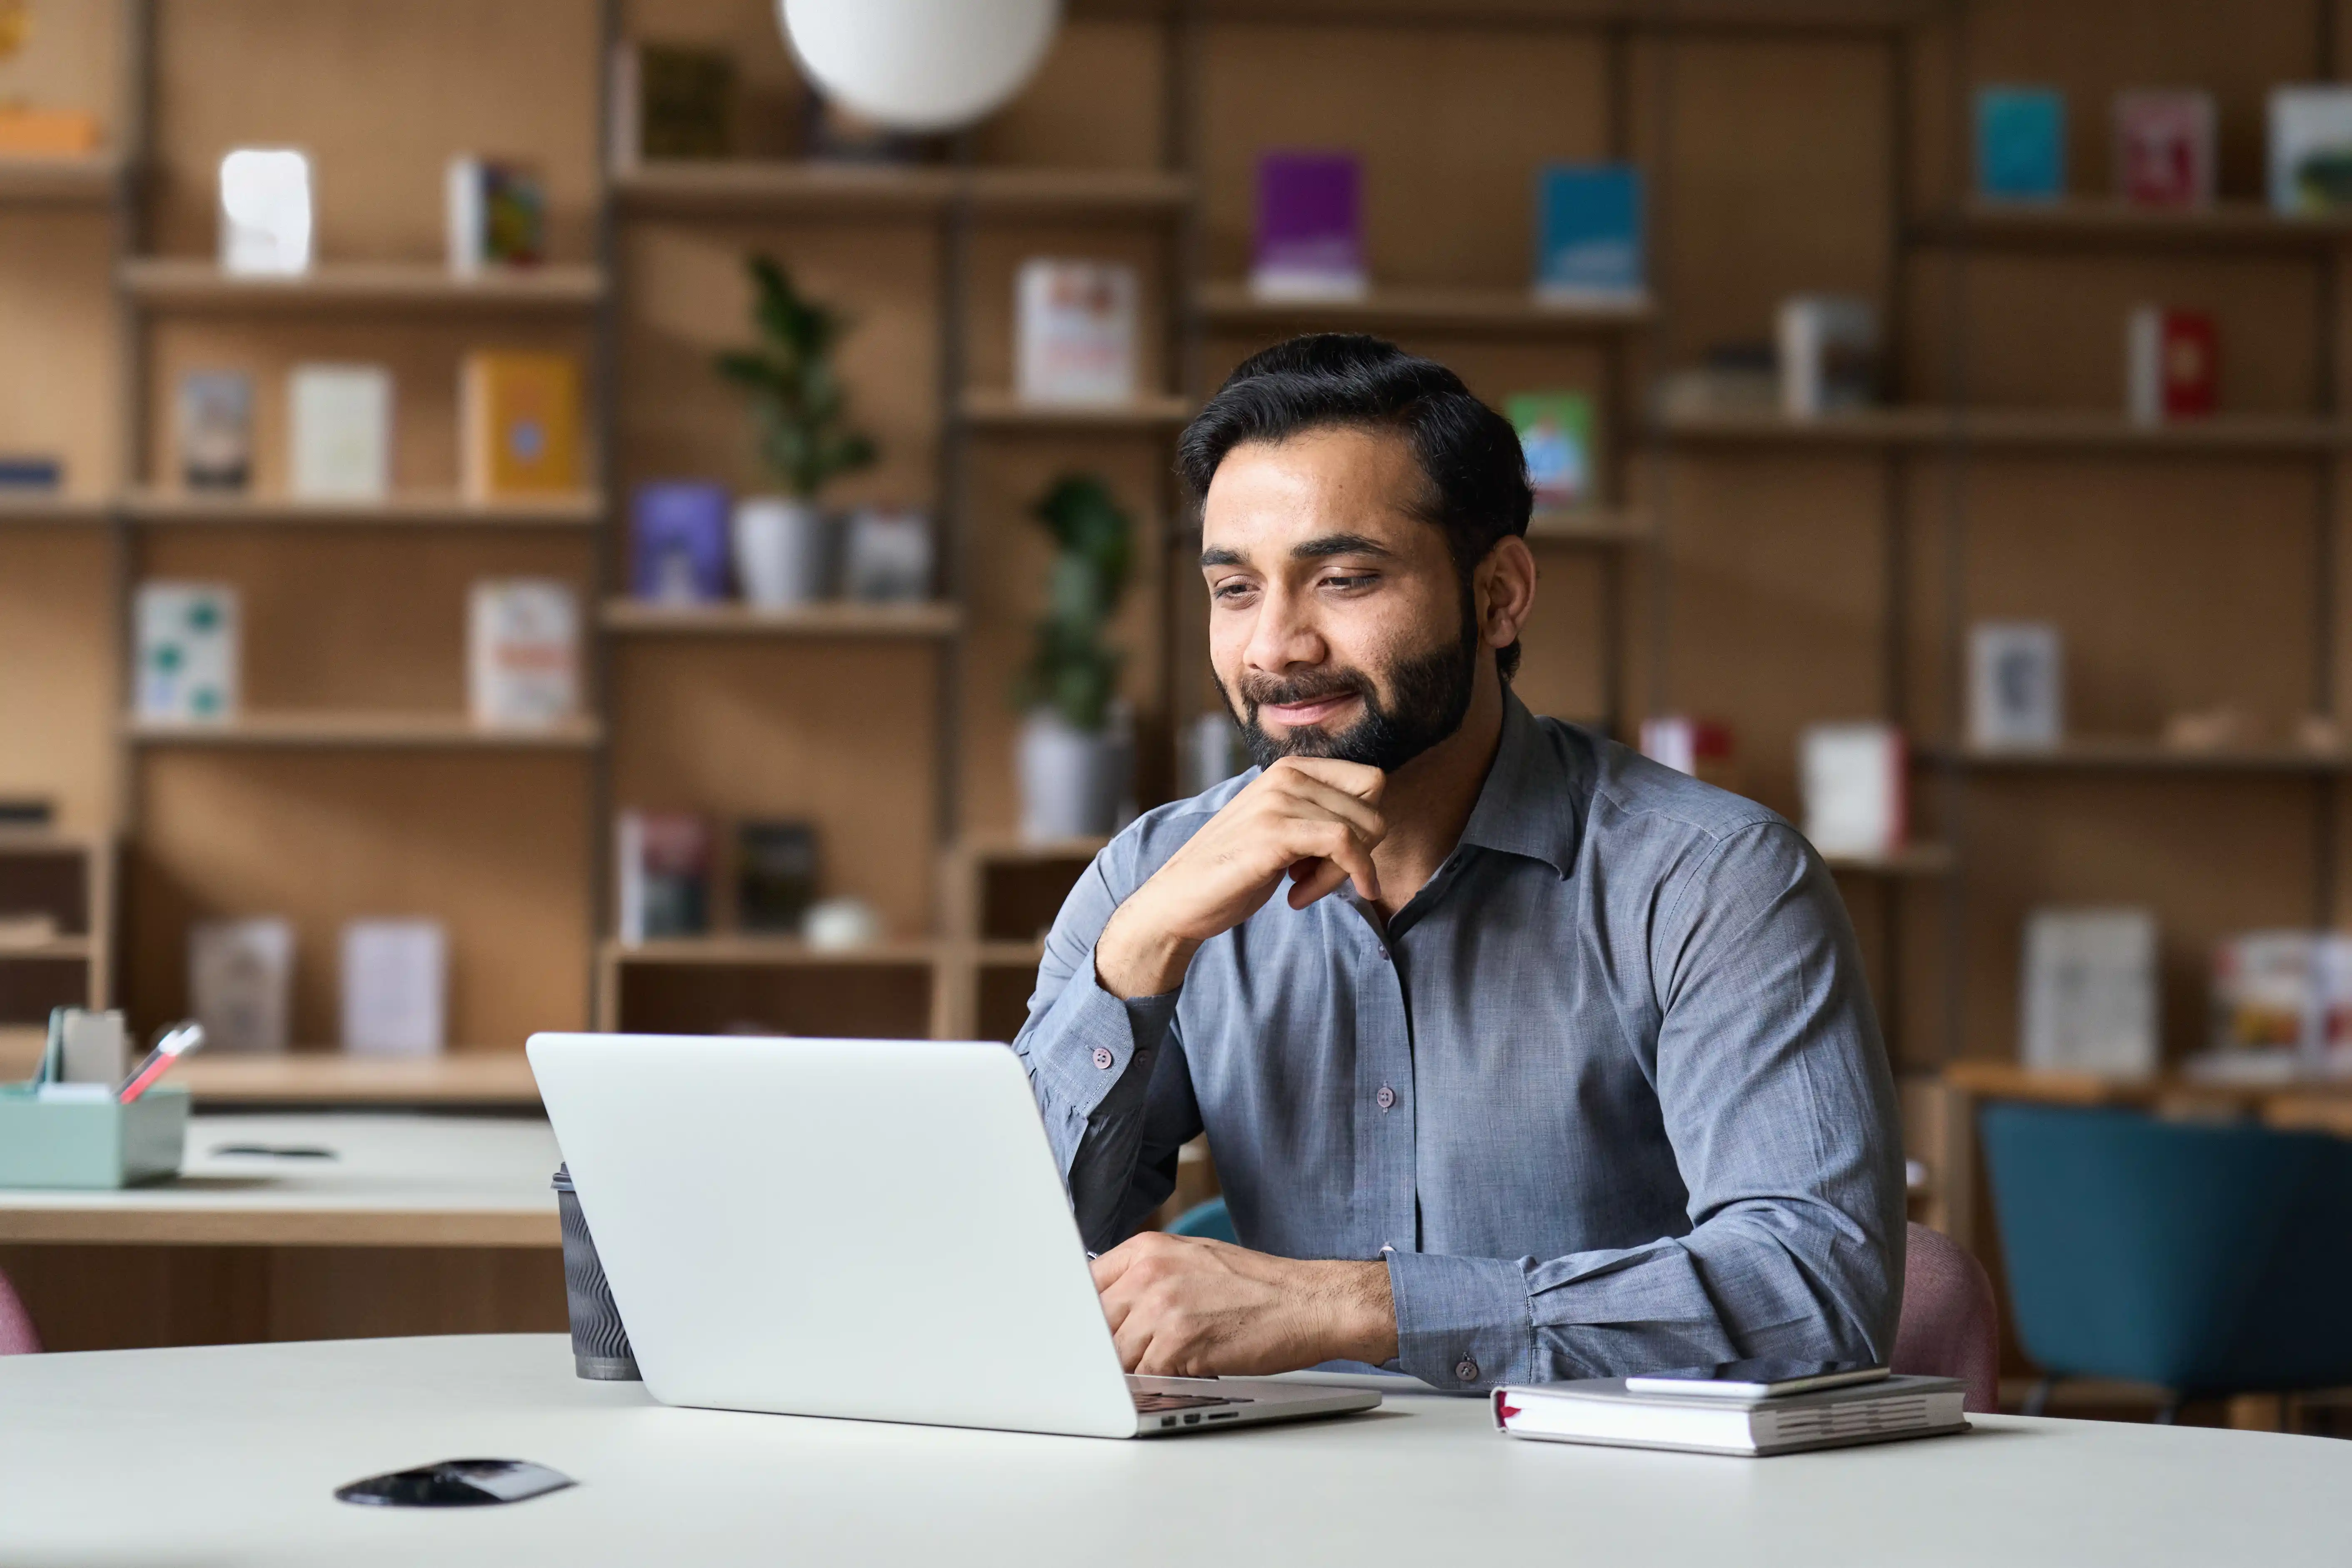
[1385,820,1904,1390]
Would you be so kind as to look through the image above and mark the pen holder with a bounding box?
[552,1164,640,1381]
[0,1085,189,1189]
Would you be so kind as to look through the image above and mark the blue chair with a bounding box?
[1980,1101,2352,1420]
[1168,1195,1236,1242]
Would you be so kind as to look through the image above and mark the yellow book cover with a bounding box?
[0,107,99,156]
[461,352,581,501]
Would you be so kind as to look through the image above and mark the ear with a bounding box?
[1476,536,1537,652]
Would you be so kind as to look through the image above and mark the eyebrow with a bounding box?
[1198,533,1397,570]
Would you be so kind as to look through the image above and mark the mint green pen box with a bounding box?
[0,1085,190,1189]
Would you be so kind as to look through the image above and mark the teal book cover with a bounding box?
[1534,164,1644,300]
[1977,85,2065,201]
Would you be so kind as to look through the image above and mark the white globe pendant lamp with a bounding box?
[780,0,1061,134]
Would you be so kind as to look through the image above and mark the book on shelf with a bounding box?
[2114,90,2215,209]
[840,506,931,603]
[175,370,252,493]
[189,916,294,1055]
[631,481,732,603]
[134,581,239,722]
[1799,722,1907,861]
[1976,85,2066,203]
[1654,343,1781,420]
[1967,621,2063,749]
[1776,294,1879,418]
[2268,85,2352,214]
[468,579,580,730]
[1639,716,1736,792]
[2021,907,2160,1078]
[610,40,736,168]
[0,455,62,490]
[340,918,447,1058]
[459,351,582,501]
[1493,1373,1968,1458]
[218,147,314,276]
[1014,258,1139,406]
[1252,151,1366,301]
[446,156,547,274]
[736,820,820,935]
[2125,306,2217,424]
[1532,163,1644,305]
[1505,392,1595,509]
[2203,931,2352,1082]
[288,363,393,500]
[616,811,712,943]
[0,105,99,156]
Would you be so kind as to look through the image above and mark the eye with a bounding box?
[1319,572,1378,592]
[1211,579,1259,602]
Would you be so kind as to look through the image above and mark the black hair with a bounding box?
[1175,333,1533,681]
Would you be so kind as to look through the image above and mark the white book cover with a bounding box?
[468,578,579,729]
[1799,722,1906,859]
[1777,294,1879,418]
[1015,259,1139,405]
[2269,85,2352,214]
[2021,907,2160,1078]
[446,155,487,274]
[134,580,240,722]
[217,147,313,276]
[1967,621,2064,749]
[289,364,393,499]
[340,919,447,1057]
[189,917,295,1055]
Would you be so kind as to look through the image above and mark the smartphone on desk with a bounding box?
[1622,1360,1889,1400]
[335,1459,574,1507]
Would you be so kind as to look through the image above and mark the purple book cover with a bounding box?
[1253,151,1365,295]
[631,480,732,602]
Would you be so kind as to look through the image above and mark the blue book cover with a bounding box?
[631,481,732,602]
[1977,86,2065,201]
[1534,164,1644,301]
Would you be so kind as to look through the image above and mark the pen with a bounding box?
[116,1022,206,1104]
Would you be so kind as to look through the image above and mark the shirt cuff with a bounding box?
[1025,952,1181,1125]
[1386,1250,1535,1391]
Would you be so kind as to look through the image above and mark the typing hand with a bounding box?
[1094,757,1386,999]
[1089,1231,1396,1379]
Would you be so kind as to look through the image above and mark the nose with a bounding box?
[1242,578,1327,677]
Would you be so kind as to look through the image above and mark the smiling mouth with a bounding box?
[1258,693,1361,728]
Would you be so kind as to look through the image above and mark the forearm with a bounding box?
[1091,886,1201,999]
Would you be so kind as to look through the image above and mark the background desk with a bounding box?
[4,1334,2348,1568]
[0,1114,564,1351]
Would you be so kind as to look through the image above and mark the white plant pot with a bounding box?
[1018,708,1126,842]
[732,497,830,608]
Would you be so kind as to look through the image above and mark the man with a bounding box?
[1012,334,1903,1393]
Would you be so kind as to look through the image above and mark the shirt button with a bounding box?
[1455,1357,1481,1384]
[1375,1084,1396,1111]
[1091,1047,1115,1070]
[1376,946,1390,961]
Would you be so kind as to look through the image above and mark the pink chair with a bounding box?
[0,1267,41,1355]
[1892,1221,1998,1413]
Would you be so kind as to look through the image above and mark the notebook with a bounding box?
[1492,1373,1968,1457]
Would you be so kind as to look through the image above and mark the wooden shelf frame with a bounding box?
[1925,741,2352,775]
[0,153,122,204]
[600,599,964,638]
[1914,199,2352,254]
[1659,407,2347,454]
[124,713,605,752]
[121,490,605,529]
[1196,281,1654,336]
[0,494,112,525]
[118,259,607,311]
[611,160,1196,220]
[960,389,1196,431]
[1821,843,1957,876]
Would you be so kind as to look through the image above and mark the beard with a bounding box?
[1214,590,1480,774]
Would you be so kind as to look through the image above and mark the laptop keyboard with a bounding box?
[1131,1391,1252,1413]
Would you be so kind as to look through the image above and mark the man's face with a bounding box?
[1199,426,1479,774]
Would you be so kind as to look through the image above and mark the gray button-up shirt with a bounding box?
[1013,692,1904,1391]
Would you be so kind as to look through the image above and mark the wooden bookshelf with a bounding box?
[601,600,963,638]
[1916,199,2352,252]
[1821,843,1956,876]
[121,491,604,529]
[612,160,1193,218]
[1658,407,2346,454]
[1197,282,1654,335]
[0,154,120,204]
[124,712,605,751]
[602,936,946,967]
[0,494,111,525]
[960,389,1196,431]
[1928,741,2352,775]
[1525,507,1647,544]
[117,260,606,311]
[174,1052,546,1108]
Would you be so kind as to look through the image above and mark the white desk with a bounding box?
[0,1113,561,1247]
[2,1334,2347,1567]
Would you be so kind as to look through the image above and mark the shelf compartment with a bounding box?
[1525,507,1647,544]
[125,712,604,751]
[1659,407,2346,454]
[1925,741,2350,774]
[0,154,120,204]
[1916,200,2352,253]
[612,160,1193,219]
[119,259,606,311]
[600,600,963,638]
[944,836,1108,944]
[961,389,1195,431]
[1197,282,1654,335]
[123,490,603,529]
[600,937,947,1039]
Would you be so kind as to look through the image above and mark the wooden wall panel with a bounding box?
[977,18,1166,171]
[0,214,115,496]
[148,0,602,263]
[0,0,118,132]
[127,752,593,1047]
[0,532,116,831]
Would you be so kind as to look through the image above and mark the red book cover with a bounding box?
[2161,311,2217,418]
[2114,90,2215,208]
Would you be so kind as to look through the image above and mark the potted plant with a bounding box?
[714,254,877,607]
[1015,474,1134,841]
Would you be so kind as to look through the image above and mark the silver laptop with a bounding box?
[526,1032,1381,1439]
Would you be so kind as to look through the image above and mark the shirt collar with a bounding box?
[1454,688,1583,878]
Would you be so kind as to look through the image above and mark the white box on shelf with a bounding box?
[1799,722,1907,859]
[339,918,447,1058]
[218,147,313,276]
[134,581,240,722]
[288,364,393,500]
[1968,621,2064,749]
[2268,85,2352,214]
[1015,259,1139,406]
[468,579,579,729]
[1776,294,1879,418]
[841,508,932,603]
[2021,907,2160,1078]
[189,917,294,1055]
